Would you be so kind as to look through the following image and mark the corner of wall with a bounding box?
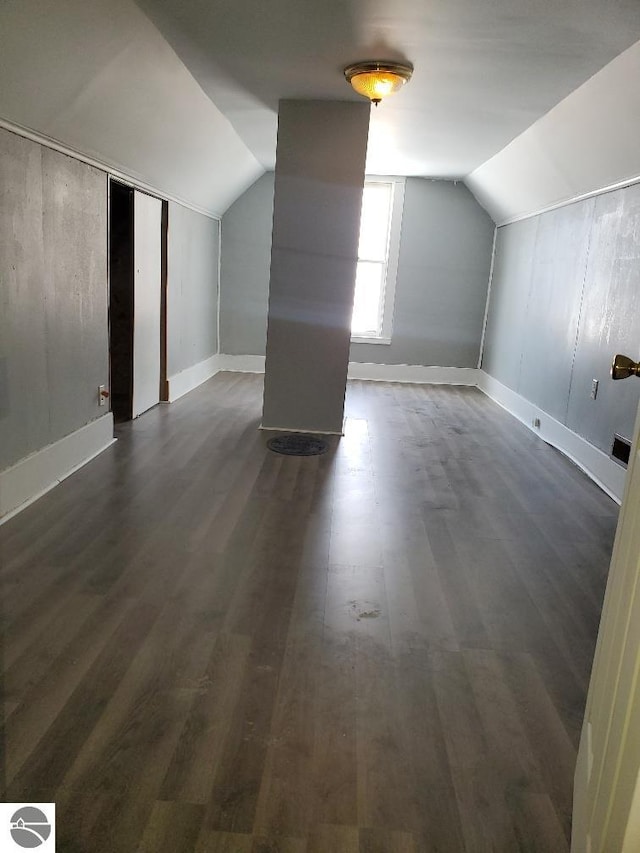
[477,225,499,369]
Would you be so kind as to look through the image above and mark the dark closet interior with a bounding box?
[109,181,134,422]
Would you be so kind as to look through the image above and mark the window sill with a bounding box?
[351,336,392,345]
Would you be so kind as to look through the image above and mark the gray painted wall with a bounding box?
[262,100,370,433]
[483,182,640,456]
[220,174,494,367]
[167,202,219,378]
[0,128,109,472]
[219,172,273,356]
[350,179,494,367]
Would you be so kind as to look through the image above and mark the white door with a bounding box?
[572,388,640,852]
[132,191,162,418]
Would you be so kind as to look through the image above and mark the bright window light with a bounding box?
[351,178,404,341]
[352,262,384,336]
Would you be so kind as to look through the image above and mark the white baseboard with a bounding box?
[168,354,266,401]
[168,354,222,402]
[259,423,344,436]
[347,362,479,384]
[199,356,478,387]
[216,354,266,373]
[477,371,626,504]
[0,414,115,524]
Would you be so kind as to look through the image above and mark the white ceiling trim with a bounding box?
[0,117,224,221]
[489,171,640,228]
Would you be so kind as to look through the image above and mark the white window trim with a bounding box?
[351,335,392,345]
[351,176,405,345]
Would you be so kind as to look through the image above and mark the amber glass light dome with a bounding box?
[344,61,413,106]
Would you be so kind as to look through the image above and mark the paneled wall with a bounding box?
[219,174,494,368]
[483,182,640,455]
[0,128,108,471]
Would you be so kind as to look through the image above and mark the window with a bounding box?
[351,177,405,344]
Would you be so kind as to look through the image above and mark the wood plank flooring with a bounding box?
[0,374,618,851]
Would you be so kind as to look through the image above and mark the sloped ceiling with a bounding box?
[1,0,640,217]
[139,0,640,181]
[467,41,640,223]
[0,0,262,217]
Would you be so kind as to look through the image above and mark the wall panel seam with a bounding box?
[564,208,595,427]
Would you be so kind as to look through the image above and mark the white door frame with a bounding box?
[572,396,640,852]
[132,191,162,418]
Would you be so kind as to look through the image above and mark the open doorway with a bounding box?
[109,181,134,422]
[109,182,167,421]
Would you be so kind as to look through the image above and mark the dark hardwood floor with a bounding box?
[0,373,617,852]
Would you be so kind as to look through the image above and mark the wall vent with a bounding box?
[611,434,631,467]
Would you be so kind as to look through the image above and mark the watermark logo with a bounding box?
[0,804,55,851]
[10,808,51,848]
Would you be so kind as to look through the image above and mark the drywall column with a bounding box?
[261,99,370,433]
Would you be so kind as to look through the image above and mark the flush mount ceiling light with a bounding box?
[344,60,413,106]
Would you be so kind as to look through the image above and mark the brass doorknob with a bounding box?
[611,354,640,380]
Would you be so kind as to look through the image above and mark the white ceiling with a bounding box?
[138,0,640,178]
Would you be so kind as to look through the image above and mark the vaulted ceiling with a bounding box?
[139,0,640,178]
[1,0,639,218]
